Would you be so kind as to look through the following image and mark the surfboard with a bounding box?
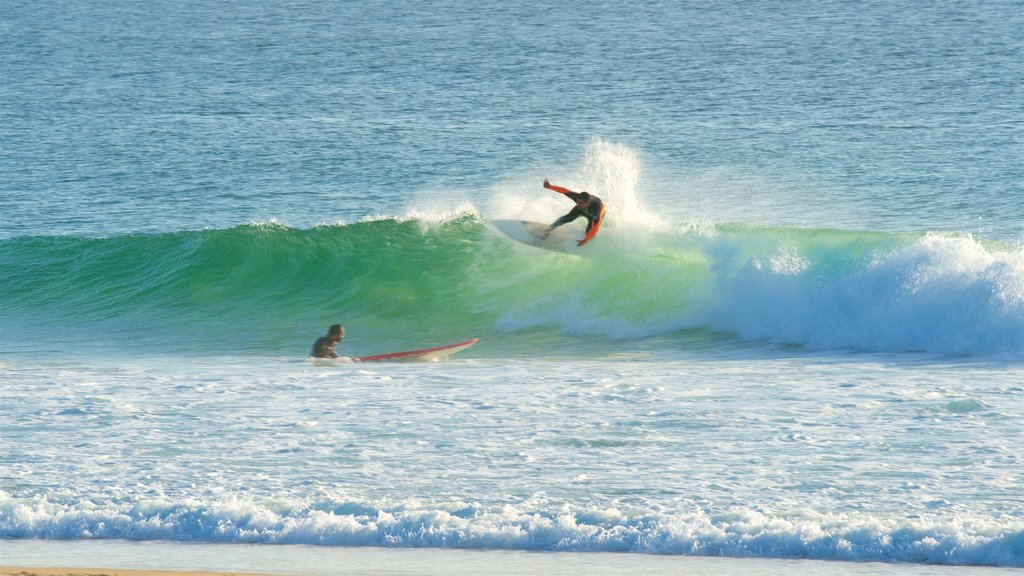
[491,219,580,253]
[355,338,479,363]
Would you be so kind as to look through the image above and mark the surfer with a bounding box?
[311,324,345,358]
[542,179,607,246]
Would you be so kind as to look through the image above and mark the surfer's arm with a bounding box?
[576,205,607,247]
[543,179,576,197]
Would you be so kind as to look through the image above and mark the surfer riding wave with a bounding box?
[542,179,607,247]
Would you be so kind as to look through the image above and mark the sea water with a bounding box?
[1,0,1022,571]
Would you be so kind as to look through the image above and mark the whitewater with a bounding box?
[3,351,1023,566]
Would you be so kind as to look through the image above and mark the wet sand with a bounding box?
[2,570,269,576]
[2,540,1019,576]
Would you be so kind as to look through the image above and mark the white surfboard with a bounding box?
[491,219,580,253]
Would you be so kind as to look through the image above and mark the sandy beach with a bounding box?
[3,565,264,569]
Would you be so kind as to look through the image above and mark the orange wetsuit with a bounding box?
[547,183,607,246]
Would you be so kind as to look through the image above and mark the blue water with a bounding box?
[1,0,1022,568]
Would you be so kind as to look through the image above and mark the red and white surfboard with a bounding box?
[355,338,479,363]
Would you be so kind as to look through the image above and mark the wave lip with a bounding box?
[1,494,1021,567]
[705,232,1024,357]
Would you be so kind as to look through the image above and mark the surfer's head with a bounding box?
[576,192,591,207]
[329,324,345,341]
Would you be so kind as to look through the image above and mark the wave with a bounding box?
[0,216,1021,357]
[0,491,1020,566]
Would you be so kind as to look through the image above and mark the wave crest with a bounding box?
[1,221,1020,357]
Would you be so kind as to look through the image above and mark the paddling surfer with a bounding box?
[542,179,607,247]
[311,324,345,358]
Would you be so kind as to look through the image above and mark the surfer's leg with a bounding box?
[548,208,583,234]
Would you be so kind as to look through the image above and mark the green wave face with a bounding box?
[1,218,1020,357]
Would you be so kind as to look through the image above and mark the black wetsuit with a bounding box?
[550,192,605,234]
[311,336,338,358]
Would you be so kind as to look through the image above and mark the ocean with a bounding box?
[1,0,1022,572]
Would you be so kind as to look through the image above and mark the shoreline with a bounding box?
[2,540,1021,576]
[4,565,268,569]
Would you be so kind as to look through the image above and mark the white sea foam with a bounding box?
[2,358,1021,567]
[704,233,1024,356]
[1,492,1020,566]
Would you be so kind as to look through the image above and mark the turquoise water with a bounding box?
[1,0,1022,568]
[1,220,1021,357]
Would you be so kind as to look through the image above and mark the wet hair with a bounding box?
[578,192,591,201]
[329,324,344,336]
